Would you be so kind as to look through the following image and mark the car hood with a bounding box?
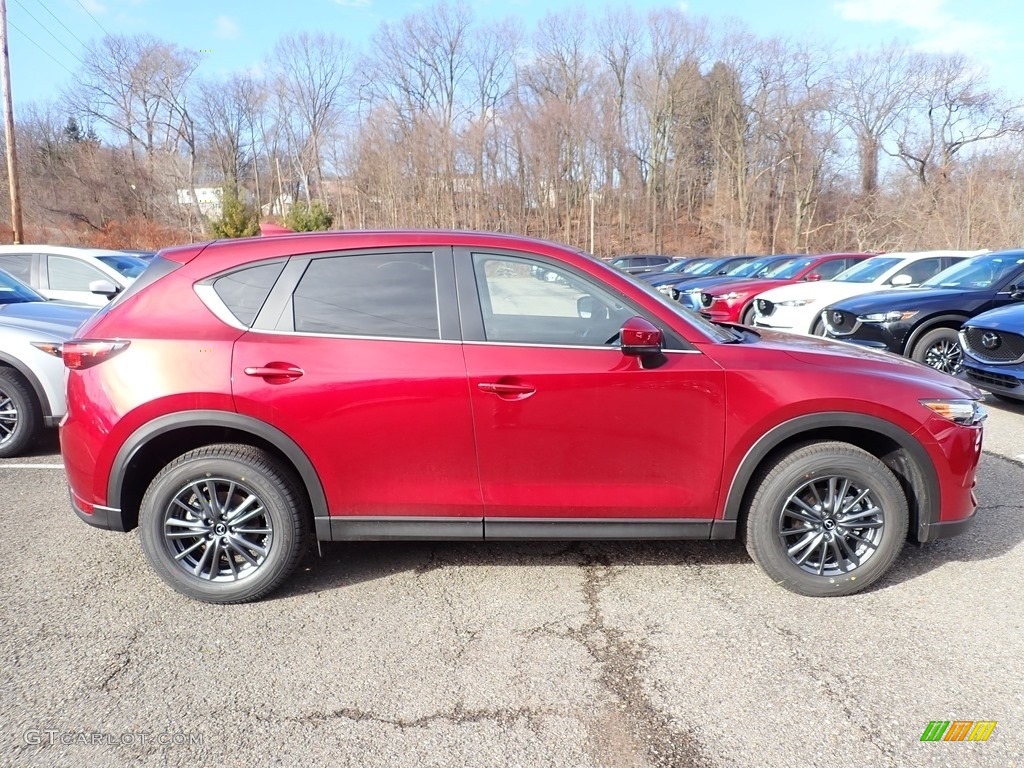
[659,274,741,291]
[701,277,796,297]
[756,280,890,306]
[825,286,988,314]
[962,303,1024,330]
[750,328,983,398]
[0,301,96,336]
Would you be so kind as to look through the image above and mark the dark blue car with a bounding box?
[821,249,1024,373]
[664,254,797,307]
[959,304,1024,403]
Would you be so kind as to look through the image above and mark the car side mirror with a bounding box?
[89,279,120,299]
[805,273,822,282]
[890,274,913,287]
[620,316,663,356]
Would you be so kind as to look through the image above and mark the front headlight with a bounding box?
[716,292,741,301]
[657,284,674,295]
[777,298,814,307]
[860,310,918,323]
[920,399,987,426]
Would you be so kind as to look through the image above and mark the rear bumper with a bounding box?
[70,488,128,532]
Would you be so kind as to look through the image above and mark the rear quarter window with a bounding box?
[213,261,286,327]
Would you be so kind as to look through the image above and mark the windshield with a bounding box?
[0,268,44,304]
[922,252,1024,289]
[764,256,816,279]
[730,256,795,278]
[97,255,149,279]
[688,258,729,276]
[833,257,902,283]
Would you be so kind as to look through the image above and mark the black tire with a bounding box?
[139,444,310,603]
[0,368,42,458]
[810,317,825,336]
[910,327,962,373]
[740,304,756,326]
[744,441,908,597]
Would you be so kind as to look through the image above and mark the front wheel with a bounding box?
[744,442,908,596]
[911,327,962,373]
[139,444,309,603]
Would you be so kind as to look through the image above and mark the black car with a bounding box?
[958,304,1024,403]
[821,249,1024,373]
[608,254,675,275]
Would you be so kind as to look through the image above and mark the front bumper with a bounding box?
[960,363,1024,401]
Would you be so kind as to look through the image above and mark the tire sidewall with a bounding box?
[747,449,908,596]
[0,370,40,458]
[912,328,961,371]
[139,454,301,602]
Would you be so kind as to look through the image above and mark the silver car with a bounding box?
[0,269,95,457]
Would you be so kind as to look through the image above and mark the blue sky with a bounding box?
[8,0,1024,108]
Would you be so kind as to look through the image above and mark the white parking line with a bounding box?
[0,463,65,469]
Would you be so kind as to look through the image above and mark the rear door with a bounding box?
[229,247,482,539]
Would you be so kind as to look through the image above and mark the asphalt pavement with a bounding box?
[1,396,1022,767]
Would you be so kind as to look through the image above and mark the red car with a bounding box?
[699,253,873,325]
[62,231,985,603]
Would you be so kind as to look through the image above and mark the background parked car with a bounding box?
[821,249,1024,374]
[636,256,713,283]
[699,253,873,325]
[0,269,95,456]
[651,255,756,298]
[607,254,676,275]
[958,304,1024,402]
[752,250,983,335]
[673,254,798,310]
[0,245,149,307]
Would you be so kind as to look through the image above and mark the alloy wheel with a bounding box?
[161,478,274,582]
[923,338,962,373]
[0,390,18,447]
[777,475,885,577]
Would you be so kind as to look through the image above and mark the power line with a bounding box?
[72,0,108,37]
[31,0,87,48]
[7,19,75,74]
[11,0,83,66]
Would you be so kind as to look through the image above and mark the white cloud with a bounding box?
[215,15,240,40]
[833,0,1003,54]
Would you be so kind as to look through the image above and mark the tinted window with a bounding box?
[213,261,285,327]
[472,254,635,346]
[293,252,439,339]
[811,259,851,280]
[834,257,902,283]
[47,255,107,291]
[0,253,31,282]
[889,258,944,286]
[97,255,149,279]
[923,252,1024,289]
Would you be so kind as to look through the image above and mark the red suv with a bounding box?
[62,231,986,603]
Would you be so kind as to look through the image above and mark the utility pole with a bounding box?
[0,0,23,243]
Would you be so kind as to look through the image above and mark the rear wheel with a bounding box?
[911,327,962,373]
[139,444,309,603]
[744,441,908,596]
[0,368,41,458]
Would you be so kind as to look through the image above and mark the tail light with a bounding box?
[63,340,131,370]
[30,342,64,358]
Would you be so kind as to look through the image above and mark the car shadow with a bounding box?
[23,430,61,458]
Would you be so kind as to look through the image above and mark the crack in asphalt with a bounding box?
[274,704,546,730]
[559,546,713,768]
[99,629,140,693]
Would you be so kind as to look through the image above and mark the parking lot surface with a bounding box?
[1,397,1022,767]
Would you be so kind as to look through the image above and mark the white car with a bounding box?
[751,250,987,335]
[0,245,149,307]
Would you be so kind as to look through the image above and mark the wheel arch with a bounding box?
[722,412,939,544]
[904,314,969,354]
[108,411,328,532]
[0,352,51,418]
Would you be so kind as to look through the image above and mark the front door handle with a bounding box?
[478,381,536,400]
[244,364,304,381]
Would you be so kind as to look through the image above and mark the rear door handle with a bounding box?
[478,382,536,400]
[244,365,304,380]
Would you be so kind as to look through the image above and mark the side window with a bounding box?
[890,258,943,286]
[213,261,285,327]
[472,254,634,346]
[812,259,849,280]
[292,252,439,339]
[0,254,32,283]
[47,255,107,291]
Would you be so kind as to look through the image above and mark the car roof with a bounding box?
[0,244,135,258]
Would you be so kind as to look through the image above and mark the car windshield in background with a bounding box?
[0,268,45,304]
[623,273,739,342]
[689,259,728,276]
[833,257,902,283]
[764,256,816,279]
[730,256,795,278]
[922,253,1024,289]
[97,255,149,279]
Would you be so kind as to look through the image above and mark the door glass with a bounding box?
[0,254,32,282]
[812,259,849,280]
[472,254,634,346]
[292,252,440,338]
[47,256,107,291]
